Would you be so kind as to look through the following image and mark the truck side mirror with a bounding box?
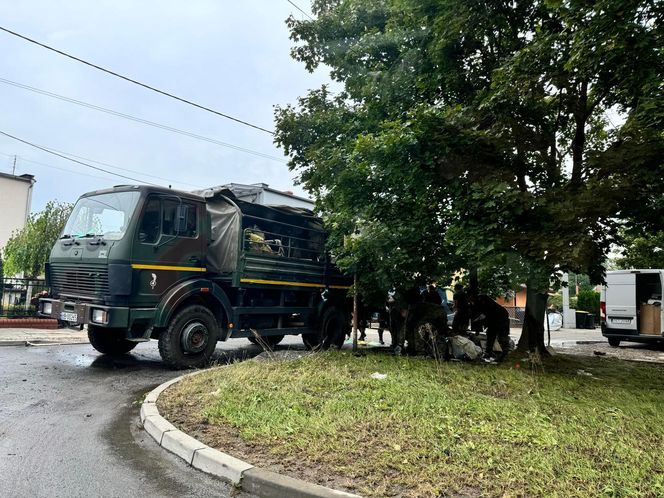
[175,205,188,234]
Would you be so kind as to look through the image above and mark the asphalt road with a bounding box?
[0,337,300,498]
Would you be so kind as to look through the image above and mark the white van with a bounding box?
[601,269,663,347]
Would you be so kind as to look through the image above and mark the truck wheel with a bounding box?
[302,306,347,351]
[88,325,137,355]
[608,337,621,347]
[248,335,285,348]
[158,305,219,369]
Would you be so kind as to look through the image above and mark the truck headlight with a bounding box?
[42,302,53,315]
[92,309,108,324]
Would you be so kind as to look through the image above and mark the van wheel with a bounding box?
[248,335,285,348]
[158,305,219,369]
[88,325,137,355]
[302,306,347,351]
[608,337,621,347]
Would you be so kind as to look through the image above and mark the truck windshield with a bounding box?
[62,191,140,241]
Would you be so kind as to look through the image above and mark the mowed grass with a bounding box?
[158,352,664,497]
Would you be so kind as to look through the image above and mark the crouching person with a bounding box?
[403,301,451,359]
[469,294,511,361]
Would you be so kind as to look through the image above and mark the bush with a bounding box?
[548,294,577,311]
[577,290,600,319]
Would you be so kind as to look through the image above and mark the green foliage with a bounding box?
[275,0,663,307]
[577,290,600,319]
[3,201,73,278]
[616,231,664,269]
[549,294,578,311]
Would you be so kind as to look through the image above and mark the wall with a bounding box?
[0,173,34,252]
[496,289,527,308]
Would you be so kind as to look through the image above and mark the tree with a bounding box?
[275,0,664,354]
[616,230,664,269]
[3,202,73,278]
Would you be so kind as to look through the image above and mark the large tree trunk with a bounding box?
[516,285,550,355]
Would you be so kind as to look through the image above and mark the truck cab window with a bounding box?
[139,198,161,243]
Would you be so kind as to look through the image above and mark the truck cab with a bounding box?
[40,185,351,368]
[601,269,663,347]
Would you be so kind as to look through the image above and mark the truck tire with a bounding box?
[158,305,219,369]
[608,337,621,347]
[248,335,285,348]
[302,306,347,351]
[88,325,137,355]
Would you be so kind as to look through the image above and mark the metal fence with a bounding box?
[0,277,49,318]
[504,306,526,325]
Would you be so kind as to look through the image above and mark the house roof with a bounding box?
[0,172,35,184]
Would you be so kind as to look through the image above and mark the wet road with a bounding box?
[0,338,300,498]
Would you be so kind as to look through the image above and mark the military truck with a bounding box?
[39,185,351,368]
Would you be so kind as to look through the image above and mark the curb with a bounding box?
[556,340,605,347]
[141,370,361,498]
[0,340,89,347]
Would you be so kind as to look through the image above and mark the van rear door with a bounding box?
[605,272,637,331]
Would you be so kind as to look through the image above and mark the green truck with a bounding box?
[39,185,351,368]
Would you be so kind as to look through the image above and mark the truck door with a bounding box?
[132,195,206,304]
[605,272,637,331]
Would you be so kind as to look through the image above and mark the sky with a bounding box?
[0,0,330,212]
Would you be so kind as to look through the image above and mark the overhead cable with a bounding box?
[287,0,314,21]
[0,77,286,163]
[0,25,275,135]
[0,130,161,185]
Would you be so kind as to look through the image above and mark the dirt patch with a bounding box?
[556,342,664,363]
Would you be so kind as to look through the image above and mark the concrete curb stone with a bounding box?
[161,430,208,465]
[191,447,253,485]
[242,468,360,498]
[143,414,177,445]
[142,368,362,497]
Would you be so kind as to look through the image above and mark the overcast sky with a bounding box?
[0,1,329,212]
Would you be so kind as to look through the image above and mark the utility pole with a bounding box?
[12,155,17,175]
[352,273,358,353]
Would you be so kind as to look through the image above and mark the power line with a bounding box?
[287,0,314,21]
[0,130,161,186]
[0,25,275,135]
[41,146,205,188]
[0,77,286,163]
[0,150,203,188]
[0,151,125,182]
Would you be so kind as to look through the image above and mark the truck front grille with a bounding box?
[50,263,109,297]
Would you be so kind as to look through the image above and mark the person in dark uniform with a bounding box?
[469,294,510,360]
[451,284,471,333]
[423,284,442,305]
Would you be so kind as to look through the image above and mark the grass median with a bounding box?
[158,351,664,497]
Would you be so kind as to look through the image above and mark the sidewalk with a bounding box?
[358,325,606,347]
[511,326,605,346]
[0,327,88,346]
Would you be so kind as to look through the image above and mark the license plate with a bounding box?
[60,312,78,322]
[611,318,631,324]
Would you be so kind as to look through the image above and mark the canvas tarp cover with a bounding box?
[201,190,241,273]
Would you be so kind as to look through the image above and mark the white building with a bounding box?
[220,183,314,210]
[0,172,35,252]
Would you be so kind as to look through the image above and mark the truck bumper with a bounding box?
[38,298,130,328]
